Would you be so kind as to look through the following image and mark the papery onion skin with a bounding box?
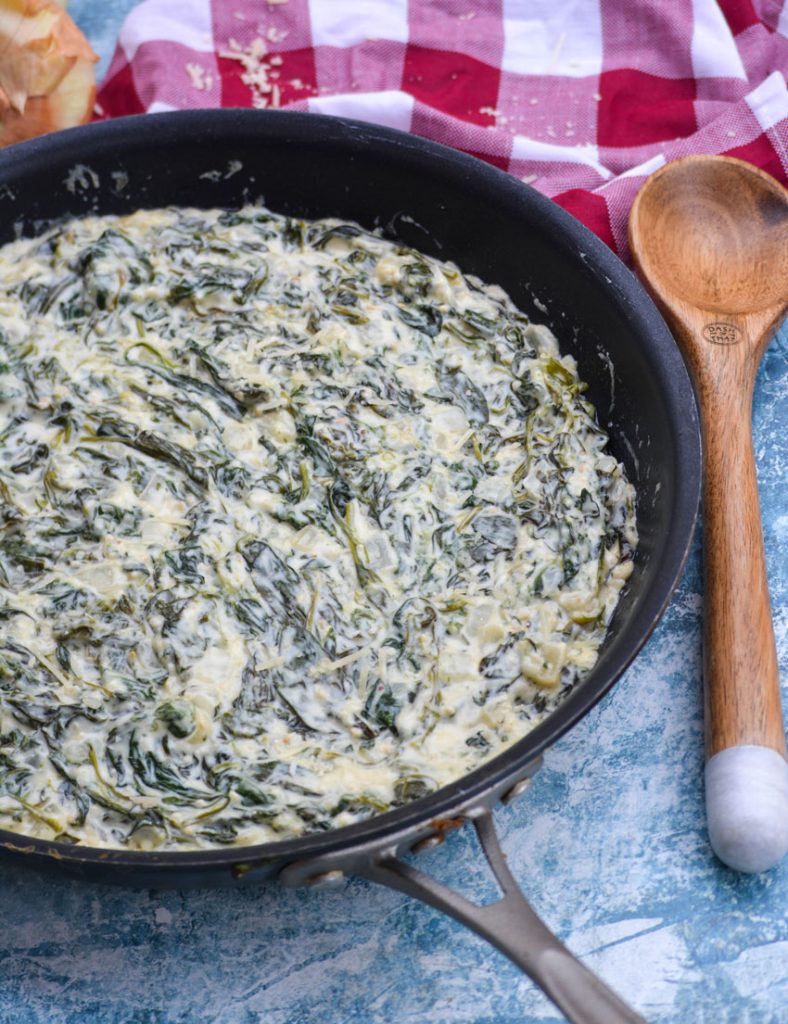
[0,0,97,146]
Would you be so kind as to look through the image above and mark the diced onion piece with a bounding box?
[518,639,566,689]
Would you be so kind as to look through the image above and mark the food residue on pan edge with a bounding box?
[0,204,636,849]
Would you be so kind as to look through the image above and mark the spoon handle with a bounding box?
[692,323,788,873]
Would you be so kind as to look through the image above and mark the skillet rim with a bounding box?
[0,110,702,872]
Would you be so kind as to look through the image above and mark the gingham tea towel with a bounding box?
[97,0,788,256]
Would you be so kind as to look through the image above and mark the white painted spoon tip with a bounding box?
[705,745,788,873]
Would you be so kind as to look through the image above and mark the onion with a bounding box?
[0,0,97,146]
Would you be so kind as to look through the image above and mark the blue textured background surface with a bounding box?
[1,5,785,1022]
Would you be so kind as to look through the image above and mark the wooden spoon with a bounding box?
[628,155,788,873]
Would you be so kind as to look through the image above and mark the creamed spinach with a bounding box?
[0,205,636,849]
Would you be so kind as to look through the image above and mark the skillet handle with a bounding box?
[357,809,646,1024]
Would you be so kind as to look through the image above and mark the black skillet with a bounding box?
[0,110,701,1024]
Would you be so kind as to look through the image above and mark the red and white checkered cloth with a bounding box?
[97,0,788,258]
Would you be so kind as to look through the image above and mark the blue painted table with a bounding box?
[1,6,786,1022]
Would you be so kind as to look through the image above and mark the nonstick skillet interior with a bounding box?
[0,110,700,886]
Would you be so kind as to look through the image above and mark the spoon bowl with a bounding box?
[631,156,788,317]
